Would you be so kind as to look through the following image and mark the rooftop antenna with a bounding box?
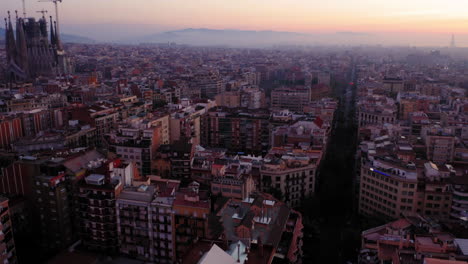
[22,0,27,18]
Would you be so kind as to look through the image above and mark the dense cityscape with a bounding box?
[1,1,468,264]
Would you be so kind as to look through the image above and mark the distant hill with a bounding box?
[135,28,310,47]
[61,33,95,44]
[0,27,95,44]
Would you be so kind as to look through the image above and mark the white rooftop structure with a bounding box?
[85,174,105,185]
[455,238,468,256]
[198,244,237,264]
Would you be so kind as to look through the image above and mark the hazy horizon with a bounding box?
[2,0,468,46]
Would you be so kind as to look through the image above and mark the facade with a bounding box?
[201,107,271,156]
[215,91,240,108]
[155,142,193,180]
[0,117,23,150]
[451,175,468,222]
[193,71,225,99]
[357,95,397,128]
[260,147,322,207]
[34,172,73,253]
[382,77,404,93]
[423,128,455,165]
[271,119,329,148]
[173,183,210,261]
[116,185,156,261]
[78,174,123,254]
[271,87,309,112]
[169,106,205,146]
[4,14,69,81]
[110,126,159,176]
[116,178,179,263]
[0,197,16,264]
[359,156,419,220]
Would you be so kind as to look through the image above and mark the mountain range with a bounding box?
[123,28,377,46]
[0,27,381,46]
[134,28,308,45]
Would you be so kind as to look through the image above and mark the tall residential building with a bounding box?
[109,126,159,176]
[169,104,207,146]
[78,174,123,254]
[34,172,73,253]
[216,87,265,109]
[173,182,210,261]
[193,71,225,99]
[155,142,193,180]
[423,127,455,165]
[201,107,271,156]
[271,87,309,112]
[0,117,23,150]
[382,77,404,93]
[116,185,155,262]
[260,146,322,207]
[418,162,453,218]
[0,197,16,264]
[116,177,179,263]
[359,156,419,220]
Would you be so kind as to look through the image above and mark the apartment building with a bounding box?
[116,177,179,263]
[359,156,419,220]
[34,173,73,253]
[271,87,309,112]
[451,175,468,222]
[109,124,160,176]
[0,197,16,264]
[201,107,270,156]
[423,127,456,165]
[116,185,156,261]
[357,95,397,128]
[173,182,210,261]
[260,146,322,207]
[78,174,123,254]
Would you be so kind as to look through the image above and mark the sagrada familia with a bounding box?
[4,11,70,82]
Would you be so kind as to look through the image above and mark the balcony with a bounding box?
[451,204,468,212]
[453,190,468,198]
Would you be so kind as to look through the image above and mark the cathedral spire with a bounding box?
[16,16,28,75]
[54,20,63,50]
[6,11,17,64]
[4,18,8,62]
[50,16,56,46]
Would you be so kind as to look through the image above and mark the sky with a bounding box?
[2,0,468,45]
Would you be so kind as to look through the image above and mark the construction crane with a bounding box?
[21,0,27,18]
[39,0,63,36]
[36,9,48,18]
